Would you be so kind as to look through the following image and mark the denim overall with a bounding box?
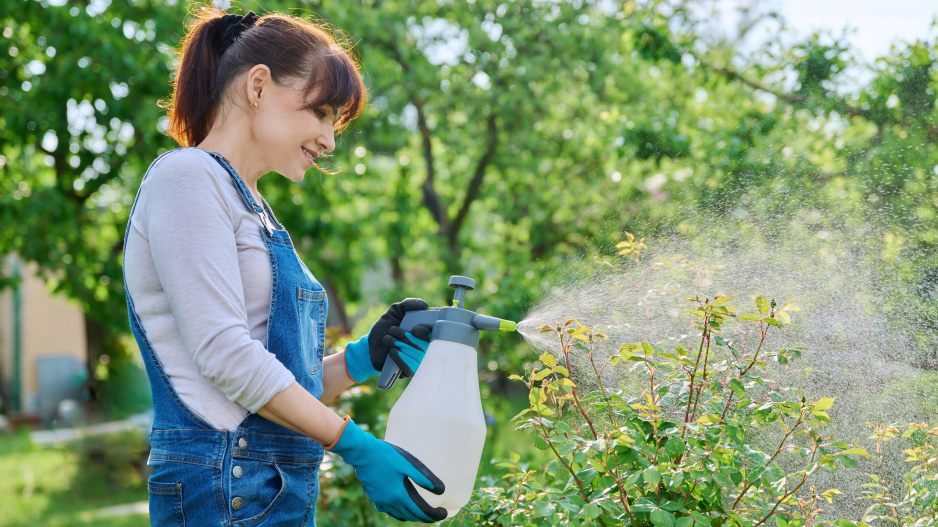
[124,148,326,526]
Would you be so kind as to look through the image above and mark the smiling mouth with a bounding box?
[302,147,318,165]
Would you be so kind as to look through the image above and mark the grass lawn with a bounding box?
[0,391,542,527]
[0,428,149,527]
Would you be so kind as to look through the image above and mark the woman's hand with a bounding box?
[326,417,446,522]
[343,298,430,382]
[382,325,432,378]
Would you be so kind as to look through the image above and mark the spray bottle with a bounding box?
[379,276,516,519]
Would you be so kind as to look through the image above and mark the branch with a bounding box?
[378,23,450,236]
[450,112,498,247]
[705,59,938,143]
[705,62,870,120]
[412,97,449,235]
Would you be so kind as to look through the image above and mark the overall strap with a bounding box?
[206,152,284,235]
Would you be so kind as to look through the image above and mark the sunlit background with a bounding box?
[2,0,938,525]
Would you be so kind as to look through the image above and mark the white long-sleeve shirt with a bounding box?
[124,148,294,430]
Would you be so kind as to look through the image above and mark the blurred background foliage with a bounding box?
[1,0,938,523]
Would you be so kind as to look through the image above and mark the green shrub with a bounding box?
[860,423,938,526]
[445,234,868,527]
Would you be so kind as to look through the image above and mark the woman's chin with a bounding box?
[279,167,306,183]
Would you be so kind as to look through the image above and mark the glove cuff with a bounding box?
[343,335,378,383]
[323,416,351,451]
[326,418,369,459]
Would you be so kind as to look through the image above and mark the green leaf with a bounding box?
[738,314,761,322]
[533,500,556,517]
[755,295,770,315]
[651,509,676,527]
[691,511,712,527]
[583,503,601,520]
[676,517,694,527]
[632,497,659,513]
[812,397,835,410]
[764,317,783,328]
[534,436,549,450]
[837,455,859,469]
[841,447,870,457]
[558,497,582,514]
[590,458,607,474]
[644,467,662,487]
[556,443,576,456]
[665,437,686,459]
[540,353,558,368]
[697,414,721,424]
[775,516,789,527]
[728,378,745,398]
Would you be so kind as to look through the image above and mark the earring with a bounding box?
[253,102,258,107]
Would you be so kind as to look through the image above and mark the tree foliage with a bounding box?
[2,0,937,402]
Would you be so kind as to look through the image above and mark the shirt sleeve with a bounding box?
[140,151,294,413]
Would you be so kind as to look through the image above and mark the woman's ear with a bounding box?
[244,64,272,106]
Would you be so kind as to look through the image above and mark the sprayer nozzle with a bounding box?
[499,319,517,332]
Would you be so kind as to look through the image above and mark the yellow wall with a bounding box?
[0,257,86,414]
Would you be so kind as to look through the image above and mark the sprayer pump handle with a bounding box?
[448,276,475,290]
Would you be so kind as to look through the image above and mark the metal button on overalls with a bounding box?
[232,497,244,510]
[238,437,248,449]
[232,465,243,478]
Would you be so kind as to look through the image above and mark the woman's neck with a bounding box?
[197,112,269,202]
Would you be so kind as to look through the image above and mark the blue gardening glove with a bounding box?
[383,324,432,378]
[326,418,446,523]
[345,298,429,382]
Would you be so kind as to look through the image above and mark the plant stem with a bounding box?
[684,311,710,427]
[731,411,807,510]
[738,324,769,378]
[752,449,817,527]
[562,341,599,441]
[533,419,608,527]
[534,418,587,497]
[585,336,634,518]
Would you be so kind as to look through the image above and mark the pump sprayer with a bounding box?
[380,276,516,518]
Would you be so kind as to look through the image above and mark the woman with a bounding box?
[122,7,445,525]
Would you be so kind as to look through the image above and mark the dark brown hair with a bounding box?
[163,5,367,147]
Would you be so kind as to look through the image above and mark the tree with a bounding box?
[0,0,186,407]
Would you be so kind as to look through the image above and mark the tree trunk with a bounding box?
[83,315,124,412]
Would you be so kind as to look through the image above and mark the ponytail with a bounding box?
[162,5,366,147]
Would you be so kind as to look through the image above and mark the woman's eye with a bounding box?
[314,109,327,119]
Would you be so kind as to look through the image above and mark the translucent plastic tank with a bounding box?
[384,340,486,518]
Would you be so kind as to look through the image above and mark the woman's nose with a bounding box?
[318,128,335,154]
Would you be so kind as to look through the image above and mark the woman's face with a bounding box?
[251,79,340,182]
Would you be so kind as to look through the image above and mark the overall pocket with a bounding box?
[147,479,185,527]
[297,286,325,376]
[230,460,319,526]
[230,460,287,526]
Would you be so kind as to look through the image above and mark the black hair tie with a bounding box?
[218,11,260,55]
